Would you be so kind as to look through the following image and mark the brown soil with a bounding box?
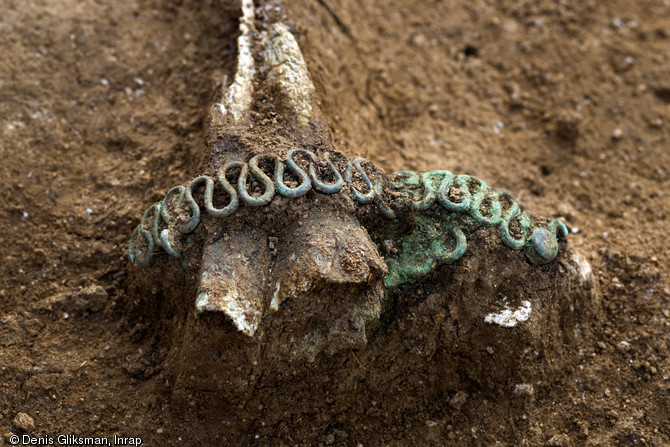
[2,0,669,446]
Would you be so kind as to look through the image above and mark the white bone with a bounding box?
[220,0,256,122]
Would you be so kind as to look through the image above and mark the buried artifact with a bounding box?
[127,0,597,417]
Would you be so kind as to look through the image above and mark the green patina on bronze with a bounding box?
[379,214,466,288]
[374,169,564,287]
[129,152,568,288]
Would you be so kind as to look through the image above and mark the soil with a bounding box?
[1,0,669,446]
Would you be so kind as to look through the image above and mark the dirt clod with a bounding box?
[554,110,582,143]
[12,413,35,432]
[449,391,468,410]
[70,285,108,313]
[547,434,570,446]
[617,340,632,353]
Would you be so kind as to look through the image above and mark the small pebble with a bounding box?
[547,434,570,446]
[612,128,623,140]
[617,340,631,353]
[514,383,534,396]
[449,391,468,410]
[13,412,35,432]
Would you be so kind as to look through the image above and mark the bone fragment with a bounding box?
[195,2,383,347]
[264,23,316,125]
[219,0,256,122]
[268,212,387,361]
[195,230,270,337]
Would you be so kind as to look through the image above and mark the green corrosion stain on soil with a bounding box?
[373,169,567,288]
[379,170,469,288]
[382,213,467,288]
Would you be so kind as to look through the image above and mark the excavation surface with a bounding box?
[1,0,669,445]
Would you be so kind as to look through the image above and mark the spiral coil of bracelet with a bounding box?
[129,149,567,271]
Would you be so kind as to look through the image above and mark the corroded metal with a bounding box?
[128,12,569,346]
[129,158,568,286]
